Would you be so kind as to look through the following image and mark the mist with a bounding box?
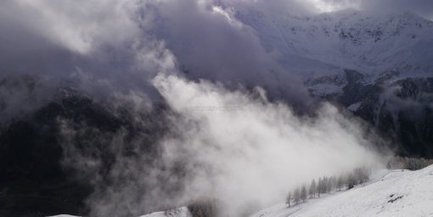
[150,74,385,216]
[58,74,386,217]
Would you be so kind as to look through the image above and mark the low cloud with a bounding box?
[153,0,311,107]
[151,74,385,216]
[59,74,386,217]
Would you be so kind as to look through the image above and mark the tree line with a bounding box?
[286,167,370,207]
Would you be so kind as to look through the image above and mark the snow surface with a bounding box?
[48,166,433,217]
[48,215,79,217]
[251,165,433,217]
[139,207,191,217]
[47,207,191,217]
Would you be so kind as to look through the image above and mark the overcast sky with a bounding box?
[1,0,432,102]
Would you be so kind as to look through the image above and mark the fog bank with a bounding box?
[151,74,385,216]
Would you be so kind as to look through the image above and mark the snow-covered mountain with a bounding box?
[236,8,433,76]
[232,8,433,157]
[233,7,433,99]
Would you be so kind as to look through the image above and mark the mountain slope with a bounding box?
[0,86,172,217]
[252,165,433,217]
[234,8,433,157]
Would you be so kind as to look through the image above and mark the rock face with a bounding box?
[353,77,433,157]
[0,89,170,217]
[306,69,433,157]
[0,95,114,216]
[357,77,433,157]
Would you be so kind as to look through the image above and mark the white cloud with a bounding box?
[153,74,385,216]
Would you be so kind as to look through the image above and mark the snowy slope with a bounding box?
[139,207,192,217]
[48,215,80,217]
[251,165,433,217]
[49,166,433,217]
[47,207,191,217]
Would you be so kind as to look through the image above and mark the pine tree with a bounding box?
[309,179,316,198]
[318,177,328,195]
[323,176,330,193]
[347,174,356,189]
[353,167,369,184]
[301,185,307,202]
[286,192,292,207]
[337,176,344,191]
[322,177,327,193]
[294,188,301,205]
[330,176,337,191]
